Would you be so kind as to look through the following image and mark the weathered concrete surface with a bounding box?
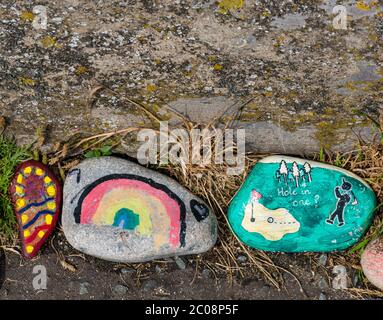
[0,0,382,155]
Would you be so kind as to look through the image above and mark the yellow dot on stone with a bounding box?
[17,174,23,184]
[356,1,370,11]
[23,230,30,237]
[21,214,28,223]
[24,167,32,174]
[26,246,34,254]
[35,168,44,176]
[15,185,23,194]
[46,186,56,197]
[47,202,56,210]
[38,230,45,238]
[20,11,34,22]
[44,176,52,184]
[45,215,53,225]
[16,198,26,209]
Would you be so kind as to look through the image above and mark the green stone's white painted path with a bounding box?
[228,156,377,252]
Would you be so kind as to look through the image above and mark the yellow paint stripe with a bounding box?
[17,174,23,184]
[16,199,26,210]
[15,185,23,194]
[47,202,56,210]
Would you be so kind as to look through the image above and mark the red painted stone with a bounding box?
[361,238,383,291]
[8,160,62,259]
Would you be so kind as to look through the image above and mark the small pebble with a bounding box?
[155,265,163,274]
[319,293,327,300]
[120,267,135,275]
[332,265,349,290]
[318,254,328,266]
[113,284,128,295]
[174,256,187,270]
[237,255,247,263]
[202,268,212,279]
[352,273,359,287]
[1,288,8,297]
[79,282,89,295]
[142,279,159,292]
[318,277,329,290]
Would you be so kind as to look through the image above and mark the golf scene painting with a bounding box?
[228,156,377,252]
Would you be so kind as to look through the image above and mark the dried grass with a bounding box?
[50,122,383,297]
[316,144,383,299]
[45,88,383,298]
[2,87,383,298]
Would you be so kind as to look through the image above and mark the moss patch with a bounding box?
[217,0,244,14]
[20,11,34,22]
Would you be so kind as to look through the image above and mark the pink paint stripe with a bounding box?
[81,179,181,247]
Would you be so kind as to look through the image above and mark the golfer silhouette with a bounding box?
[326,178,358,227]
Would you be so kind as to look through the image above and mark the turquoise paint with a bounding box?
[228,158,377,252]
[113,208,140,230]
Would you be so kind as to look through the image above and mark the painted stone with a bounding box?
[361,238,383,291]
[9,160,62,258]
[62,157,217,262]
[228,155,377,252]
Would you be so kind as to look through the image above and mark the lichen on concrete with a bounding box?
[0,0,381,154]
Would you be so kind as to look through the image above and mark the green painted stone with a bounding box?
[228,156,377,252]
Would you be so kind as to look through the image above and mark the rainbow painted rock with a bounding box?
[9,160,62,258]
[361,238,383,291]
[62,157,217,262]
[228,156,377,252]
